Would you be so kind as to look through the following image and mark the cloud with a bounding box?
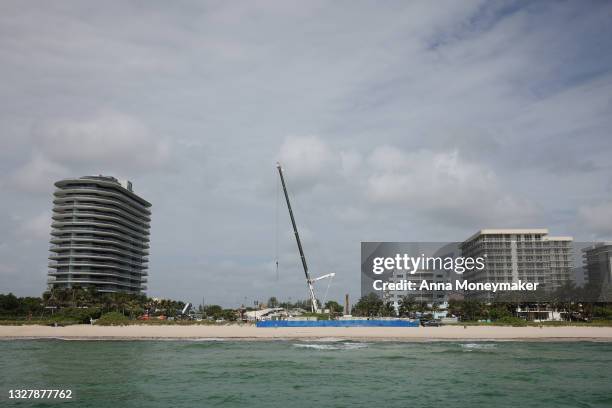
[7,111,170,193]
[9,153,68,193]
[578,203,612,238]
[336,206,367,224]
[0,263,18,276]
[39,111,170,169]
[366,147,495,200]
[16,211,51,241]
[0,1,611,303]
[278,136,334,191]
[365,146,539,226]
[277,141,539,229]
[339,150,362,178]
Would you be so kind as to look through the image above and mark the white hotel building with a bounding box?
[460,229,573,295]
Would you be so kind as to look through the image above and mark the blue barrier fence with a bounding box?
[256,319,420,328]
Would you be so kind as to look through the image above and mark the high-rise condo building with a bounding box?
[460,229,573,295]
[388,268,450,307]
[582,243,612,301]
[48,176,151,294]
[386,243,462,309]
[582,243,612,286]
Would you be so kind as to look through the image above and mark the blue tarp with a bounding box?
[256,319,420,327]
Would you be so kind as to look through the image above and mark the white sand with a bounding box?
[1,324,612,341]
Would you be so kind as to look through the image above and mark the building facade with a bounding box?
[387,268,450,309]
[460,229,573,296]
[582,243,612,301]
[48,176,151,294]
[583,243,612,286]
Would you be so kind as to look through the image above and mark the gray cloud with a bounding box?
[0,0,611,306]
[37,111,170,169]
[578,203,612,239]
[7,111,171,194]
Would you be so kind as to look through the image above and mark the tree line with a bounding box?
[0,288,185,323]
[350,290,612,322]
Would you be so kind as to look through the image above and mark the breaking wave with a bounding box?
[293,342,369,350]
[460,343,497,351]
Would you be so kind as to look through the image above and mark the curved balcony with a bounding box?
[50,232,149,248]
[54,195,151,222]
[49,253,147,268]
[53,201,150,224]
[49,269,145,281]
[50,244,149,260]
[48,277,144,290]
[50,236,149,253]
[52,211,149,234]
[55,177,150,205]
[51,230,149,250]
[51,221,149,242]
[48,268,148,277]
[54,187,150,215]
[49,261,146,274]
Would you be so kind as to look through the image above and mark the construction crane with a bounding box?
[276,162,334,313]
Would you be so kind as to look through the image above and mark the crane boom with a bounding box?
[276,162,320,313]
[310,272,335,283]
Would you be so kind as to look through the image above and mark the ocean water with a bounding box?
[1,340,611,408]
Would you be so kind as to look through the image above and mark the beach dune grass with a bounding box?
[95,312,130,326]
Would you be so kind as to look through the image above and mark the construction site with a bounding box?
[254,163,419,328]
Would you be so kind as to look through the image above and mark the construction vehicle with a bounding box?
[276,162,335,313]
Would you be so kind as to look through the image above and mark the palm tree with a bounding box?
[431,303,440,318]
[268,297,278,308]
[398,295,416,317]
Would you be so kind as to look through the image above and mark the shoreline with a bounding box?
[2,325,612,342]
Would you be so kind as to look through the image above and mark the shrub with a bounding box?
[53,307,101,324]
[593,306,612,320]
[488,305,512,320]
[95,312,130,326]
[496,316,528,327]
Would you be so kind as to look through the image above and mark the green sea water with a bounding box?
[1,340,611,408]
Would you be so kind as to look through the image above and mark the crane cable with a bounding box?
[321,274,334,311]
[274,168,279,281]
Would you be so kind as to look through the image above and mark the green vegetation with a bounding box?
[267,297,278,308]
[352,293,395,317]
[277,299,313,311]
[351,292,612,326]
[324,300,344,315]
[0,319,54,326]
[0,288,185,325]
[449,320,612,327]
[0,293,44,319]
[4,285,611,327]
[202,305,237,321]
[49,307,101,325]
[0,288,244,325]
[593,305,612,320]
[494,316,528,327]
[95,312,130,326]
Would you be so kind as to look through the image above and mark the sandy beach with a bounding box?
[1,324,612,341]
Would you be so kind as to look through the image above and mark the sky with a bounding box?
[1,0,611,307]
